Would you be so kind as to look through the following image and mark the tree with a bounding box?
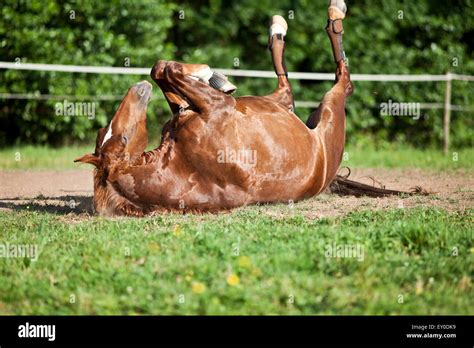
[0,0,472,148]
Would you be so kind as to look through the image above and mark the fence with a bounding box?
[1,61,473,153]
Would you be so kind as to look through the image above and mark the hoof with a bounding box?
[209,72,237,95]
[328,0,347,20]
[270,15,288,37]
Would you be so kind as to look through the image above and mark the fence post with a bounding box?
[443,72,452,154]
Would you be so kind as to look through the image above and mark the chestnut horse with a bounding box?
[75,0,356,216]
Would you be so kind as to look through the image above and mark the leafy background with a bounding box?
[0,0,473,148]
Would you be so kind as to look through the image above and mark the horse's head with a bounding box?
[75,80,152,170]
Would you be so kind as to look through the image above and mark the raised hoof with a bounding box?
[328,0,347,20]
[209,72,237,95]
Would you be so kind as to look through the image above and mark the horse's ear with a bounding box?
[74,153,100,167]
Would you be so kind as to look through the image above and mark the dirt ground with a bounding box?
[0,168,472,218]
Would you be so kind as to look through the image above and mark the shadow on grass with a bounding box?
[0,195,93,215]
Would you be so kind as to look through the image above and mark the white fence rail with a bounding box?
[2,61,474,81]
[1,61,473,153]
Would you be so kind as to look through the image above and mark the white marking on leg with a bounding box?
[191,66,213,84]
[191,66,236,93]
[270,23,287,37]
[270,15,288,36]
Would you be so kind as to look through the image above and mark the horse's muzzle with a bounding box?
[133,80,152,105]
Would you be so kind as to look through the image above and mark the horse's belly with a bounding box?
[180,104,318,202]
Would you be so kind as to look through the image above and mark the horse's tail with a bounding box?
[328,167,430,197]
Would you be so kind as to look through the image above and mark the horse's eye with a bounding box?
[122,135,128,144]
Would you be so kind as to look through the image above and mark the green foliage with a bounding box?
[0,0,176,145]
[0,0,473,147]
[0,207,472,314]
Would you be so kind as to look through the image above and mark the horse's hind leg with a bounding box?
[266,15,295,111]
[306,0,353,129]
[327,0,348,65]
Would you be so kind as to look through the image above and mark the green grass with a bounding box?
[0,144,472,170]
[0,144,472,314]
[0,145,91,170]
[0,207,472,315]
[342,145,473,170]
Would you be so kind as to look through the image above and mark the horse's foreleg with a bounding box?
[152,60,236,94]
[183,63,237,94]
[266,15,294,111]
[152,60,233,115]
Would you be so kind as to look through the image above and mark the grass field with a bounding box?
[1,144,473,170]
[0,145,472,315]
[0,207,472,315]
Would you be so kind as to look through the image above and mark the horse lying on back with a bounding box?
[75,0,417,217]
